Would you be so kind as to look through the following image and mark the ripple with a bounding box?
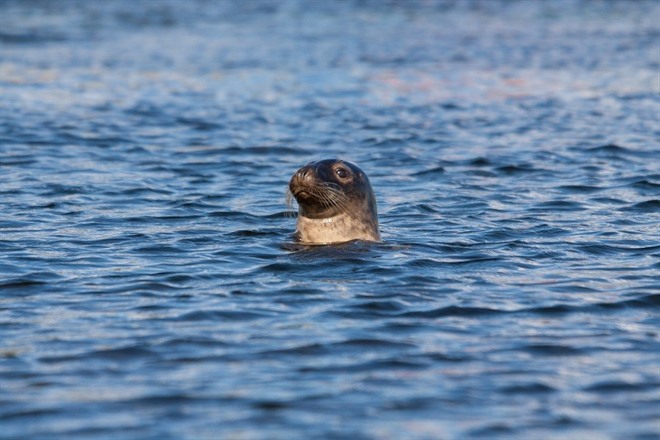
[521,344,584,356]
[499,382,556,394]
[398,305,506,319]
[174,310,275,322]
[621,200,660,212]
[583,380,660,393]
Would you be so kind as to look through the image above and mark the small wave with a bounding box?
[174,309,273,322]
[329,338,416,350]
[558,184,603,194]
[588,143,630,154]
[631,179,660,190]
[399,305,506,319]
[531,200,586,211]
[352,300,407,313]
[499,382,556,394]
[0,279,47,290]
[0,32,67,44]
[583,380,659,393]
[620,200,660,213]
[586,143,655,159]
[495,164,545,175]
[40,345,155,364]
[412,166,445,176]
[299,357,428,374]
[520,343,584,356]
[0,407,62,421]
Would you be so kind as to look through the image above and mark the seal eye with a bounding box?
[336,168,348,179]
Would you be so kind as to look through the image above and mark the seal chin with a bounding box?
[289,188,316,207]
[291,189,310,199]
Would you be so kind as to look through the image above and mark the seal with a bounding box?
[288,159,381,245]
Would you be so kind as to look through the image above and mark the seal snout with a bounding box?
[289,164,316,198]
[295,164,315,182]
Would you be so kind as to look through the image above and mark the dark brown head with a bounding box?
[288,159,377,220]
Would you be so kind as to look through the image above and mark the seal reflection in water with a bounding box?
[288,159,381,245]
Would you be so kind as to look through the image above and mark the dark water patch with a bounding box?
[208,210,262,219]
[0,271,64,286]
[228,229,278,238]
[162,274,200,284]
[261,343,328,357]
[583,380,660,393]
[627,180,660,195]
[380,396,442,411]
[259,261,309,273]
[531,200,587,212]
[39,183,88,197]
[558,184,604,194]
[590,196,628,206]
[125,393,206,406]
[585,143,655,159]
[468,169,498,178]
[444,256,503,267]
[474,228,524,242]
[525,294,660,315]
[0,32,69,44]
[39,345,155,364]
[546,283,600,294]
[499,382,556,394]
[0,279,48,290]
[521,344,584,356]
[299,357,428,374]
[468,157,492,167]
[351,300,407,313]
[620,200,660,212]
[0,406,63,421]
[468,423,515,437]
[219,145,315,156]
[399,305,506,319]
[263,338,415,358]
[251,400,291,410]
[0,158,38,167]
[331,338,416,350]
[411,165,445,176]
[175,117,224,131]
[116,187,174,196]
[597,293,660,309]
[495,163,546,175]
[174,309,274,322]
[87,281,187,295]
[132,245,185,254]
[576,243,656,256]
[88,345,157,361]
[588,143,630,153]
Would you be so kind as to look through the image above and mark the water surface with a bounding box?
[1,1,659,439]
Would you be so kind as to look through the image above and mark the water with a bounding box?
[1,0,659,439]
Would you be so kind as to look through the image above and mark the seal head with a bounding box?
[288,159,381,245]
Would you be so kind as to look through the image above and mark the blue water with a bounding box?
[1,1,659,439]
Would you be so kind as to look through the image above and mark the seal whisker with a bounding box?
[284,189,296,217]
[316,186,350,210]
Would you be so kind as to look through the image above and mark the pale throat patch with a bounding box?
[295,209,380,245]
